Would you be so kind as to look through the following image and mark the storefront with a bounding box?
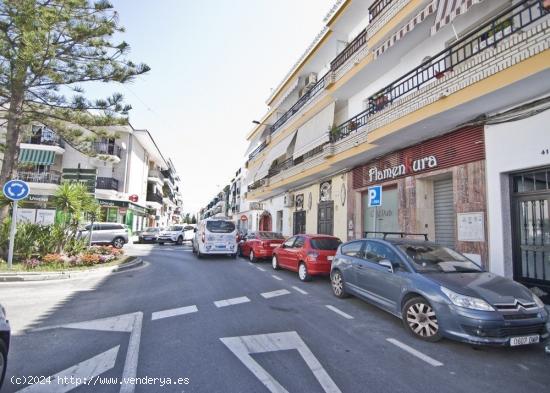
[349,126,488,265]
[485,109,550,302]
[97,199,149,234]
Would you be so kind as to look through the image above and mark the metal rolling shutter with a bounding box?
[434,178,455,248]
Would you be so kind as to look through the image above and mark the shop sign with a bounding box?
[119,207,128,214]
[28,194,50,202]
[98,199,127,208]
[368,156,438,182]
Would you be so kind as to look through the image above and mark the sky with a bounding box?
[88,0,336,215]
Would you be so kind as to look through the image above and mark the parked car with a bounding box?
[330,234,549,346]
[0,304,10,389]
[78,223,129,248]
[137,227,162,243]
[157,225,189,245]
[272,234,342,281]
[238,231,286,262]
[192,218,238,258]
[182,224,196,243]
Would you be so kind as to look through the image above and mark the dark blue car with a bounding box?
[330,236,548,346]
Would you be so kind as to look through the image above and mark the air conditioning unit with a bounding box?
[305,73,317,88]
[283,193,295,207]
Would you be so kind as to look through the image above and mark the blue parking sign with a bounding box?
[368,186,382,207]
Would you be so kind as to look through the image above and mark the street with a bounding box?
[1,243,549,393]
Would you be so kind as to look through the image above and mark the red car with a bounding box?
[238,231,286,262]
[272,234,342,281]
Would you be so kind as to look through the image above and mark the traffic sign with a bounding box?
[3,179,30,201]
[367,185,382,207]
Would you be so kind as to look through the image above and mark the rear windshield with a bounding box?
[310,238,341,250]
[144,227,159,232]
[258,232,285,239]
[206,220,236,233]
[168,226,183,231]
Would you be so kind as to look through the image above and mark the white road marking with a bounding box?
[248,262,254,266]
[261,289,291,299]
[151,305,198,321]
[325,305,354,319]
[214,296,251,308]
[120,312,143,393]
[221,331,341,393]
[271,275,283,281]
[518,363,529,371]
[256,267,266,271]
[386,338,444,367]
[17,346,119,392]
[292,286,308,295]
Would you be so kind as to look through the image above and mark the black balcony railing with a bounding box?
[247,178,267,192]
[17,170,61,184]
[96,177,119,191]
[91,142,122,158]
[330,29,367,71]
[369,0,393,22]
[330,0,548,144]
[268,157,294,177]
[147,192,163,204]
[25,129,63,147]
[268,73,329,136]
[248,141,268,160]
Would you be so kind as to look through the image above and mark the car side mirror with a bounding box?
[281,244,286,249]
[379,259,394,273]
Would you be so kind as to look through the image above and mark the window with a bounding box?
[341,241,363,257]
[294,236,305,248]
[276,210,283,233]
[397,244,482,273]
[364,242,399,264]
[206,220,236,233]
[311,238,341,250]
[283,237,296,248]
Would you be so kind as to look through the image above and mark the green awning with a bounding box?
[19,149,55,165]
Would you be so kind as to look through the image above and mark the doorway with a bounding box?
[293,211,306,235]
[317,200,334,235]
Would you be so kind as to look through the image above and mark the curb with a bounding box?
[0,258,144,282]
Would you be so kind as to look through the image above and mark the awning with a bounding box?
[292,102,335,159]
[255,131,297,180]
[374,2,436,59]
[19,149,55,165]
[244,125,271,157]
[431,0,484,35]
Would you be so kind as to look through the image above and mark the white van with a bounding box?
[192,218,238,258]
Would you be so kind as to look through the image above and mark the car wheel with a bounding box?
[238,246,243,257]
[0,339,7,389]
[158,242,164,246]
[231,253,237,259]
[176,236,183,245]
[272,255,280,270]
[249,250,257,263]
[112,237,124,249]
[402,297,442,342]
[331,270,348,298]
[298,263,311,282]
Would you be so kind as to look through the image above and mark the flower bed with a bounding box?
[19,246,125,270]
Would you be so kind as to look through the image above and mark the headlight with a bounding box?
[441,286,495,311]
[533,294,545,309]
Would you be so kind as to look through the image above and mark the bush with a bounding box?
[98,254,115,263]
[23,258,41,270]
[80,253,100,266]
[42,253,64,265]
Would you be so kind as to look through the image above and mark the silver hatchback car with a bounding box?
[331,235,548,346]
[79,223,129,248]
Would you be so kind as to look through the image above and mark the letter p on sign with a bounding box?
[368,186,382,207]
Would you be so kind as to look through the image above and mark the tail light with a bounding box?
[201,232,205,243]
[307,251,319,262]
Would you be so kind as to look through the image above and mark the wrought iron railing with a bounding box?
[248,141,268,160]
[330,29,367,71]
[25,129,63,147]
[96,177,119,191]
[268,157,294,177]
[17,170,61,184]
[146,192,163,204]
[269,72,329,136]
[369,0,393,22]
[367,0,547,114]
[247,178,267,192]
[91,141,122,158]
[329,108,372,143]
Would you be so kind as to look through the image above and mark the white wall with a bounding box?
[485,109,550,277]
[127,135,149,203]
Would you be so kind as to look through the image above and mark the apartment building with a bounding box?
[2,123,182,232]
[242,0,550,296]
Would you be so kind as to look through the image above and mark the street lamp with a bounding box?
[252,120,269,126]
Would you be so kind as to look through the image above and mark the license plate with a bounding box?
[510,335,539,346]
[327,256,334,261]
[215,244,226,249]
[270,244,279,247]
[143,237,152,240]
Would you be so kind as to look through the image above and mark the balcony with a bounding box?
[369,0,393,23]
[91,141,122,158]
[148,168,165,183]
[146,192,163,204]
[24,129,63,147]
[248,141,268,161]
[17,170,61,185]
[247,178,267,192]
[330,29,367,72]
[96,177,119,191]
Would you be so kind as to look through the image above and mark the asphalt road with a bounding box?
[1,243,549,393]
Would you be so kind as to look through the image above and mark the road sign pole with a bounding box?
[7,200,18,270]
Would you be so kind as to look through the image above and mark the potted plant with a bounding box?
[373,94,390,111]
[348,120,357,131]
[329,124,341,141]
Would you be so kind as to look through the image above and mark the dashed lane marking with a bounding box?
[256,267,266,271]
[151,305,198,321]
[386,338,444,367]
[272,275,283,281]
[261,289,291,299]
[325,305,354,319]
[214,296,251,308]
[292,286,308,295]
